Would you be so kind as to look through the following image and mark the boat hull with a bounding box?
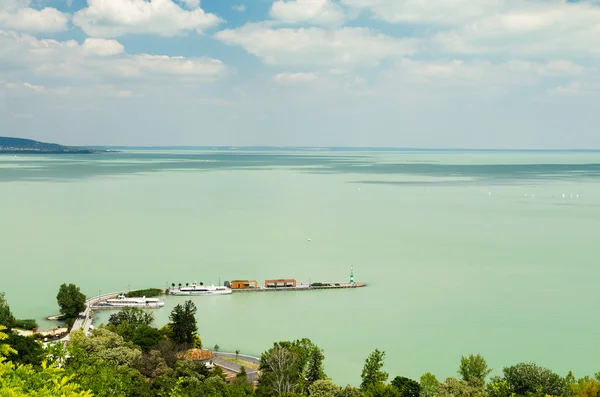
[169,290,232,296]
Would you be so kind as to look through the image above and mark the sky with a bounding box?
[0,0,599,148]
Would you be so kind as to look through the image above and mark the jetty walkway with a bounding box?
[68,291,121,337]
[231,282,365,293]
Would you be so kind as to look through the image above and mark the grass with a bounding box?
[221,356,260,371]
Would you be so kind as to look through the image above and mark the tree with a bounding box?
[420,373,440,397]
[169,300,198,345]
[108,307,154,327]
[306,345,327,387]
[214,344,220,352]
[361,349,389,390]
[392,376,421,397]
[0,359,93,396]
[0,292,15,329]
[56,283,86,321]
[310,380,342,397]
[237,365,248,380]
[569,376,600,397]
[339,385,365,397]
[0,325,17,358]
[68,329,142,367]
[236,349,240,359]
[257,338,325,396]
[258,345,299,396]
[5,334,44,366]
[438,377,483,397]
[486,377,515,397]
[503,362,566,397]
[459,354,492,389]
[363,383,401,397]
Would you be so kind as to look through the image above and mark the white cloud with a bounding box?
[73,0,222,38]
[232,4,246,12]
[180,0,200,9]
[434,2,600,57]
[273,72,318,85]
[389,58,584,88]
[341,0,504,25]
[548,81,600,96]
[82,38,125,57]
[0,1,70,33]
[0,30,227,82]
[215,23,417,68]
[270,0,344,26]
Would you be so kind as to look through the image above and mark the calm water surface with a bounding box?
[1,149,599,385]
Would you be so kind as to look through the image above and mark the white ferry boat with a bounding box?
[98,295,165,308]
[170,283,232,296]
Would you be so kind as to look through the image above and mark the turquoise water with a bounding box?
[1,150,599,385]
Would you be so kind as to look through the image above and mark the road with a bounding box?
[213,352,260,382]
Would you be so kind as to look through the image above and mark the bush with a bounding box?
[13,319,38,330]
[125,288,163,298]
[311,283,326,287]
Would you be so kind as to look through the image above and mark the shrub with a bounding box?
[125,288,163,298]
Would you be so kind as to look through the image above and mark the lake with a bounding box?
[1,149,599,385]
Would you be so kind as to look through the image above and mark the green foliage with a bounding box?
[0,325,17,358]
[68,357,152,397]
[420,373,440,397]
[459,354,492,389]
[108,307,155,327]
[361,349,389,390]
[487,377,516,397]
[306,345,327,387]
[56,283,86,321]
[0,360,93,397]
[309,379,342,397]
[257,338,325,396]
[437,377,484,397]
[363,383,401,397]
[0,292,16,329]
[339,385,366,397]
[392,376,421,397]
[311,283,326,287]
[159,323,174,340]
[192,334,203,349]
[13,319,38,330]
[125,288,163,298]
[568,375,600,397]
[108,322,163,352]
[169,300,198,345]
[502,362,567,397]
[68,328,142,367]
[5,334,44,366]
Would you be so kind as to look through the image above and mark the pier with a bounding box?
[230,281,365,293]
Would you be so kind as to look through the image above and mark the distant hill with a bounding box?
[0,137,99,154]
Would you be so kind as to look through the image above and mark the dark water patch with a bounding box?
[2,152,600,183]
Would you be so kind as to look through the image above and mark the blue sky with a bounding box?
[1,0,599,148]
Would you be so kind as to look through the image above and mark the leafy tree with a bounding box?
[56,283,86,321]
[459,354,492,389]
[237,365,248,380]
[503,362,567,397]
[257,338,325,396]
[339,385,366,397]
[0,360,93,396]
[438,377,483,397]
[108,307,154,327]
[420,373,440,397]
[0,325,17,358]
[68,358,152,397]
[108,322,162,352]
[392,376,421,397]
[68,328,142,367]
[486,377,514,397]
[169,300,198,345]
[310,379,342,397]
[569,376,600,397]
[0,292,15,329]
[361,349,389,390]
[363,383,401,397]
[5,333,44,366]
[306,345,327,387]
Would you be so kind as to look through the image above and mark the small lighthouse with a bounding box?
[350,266,355,284]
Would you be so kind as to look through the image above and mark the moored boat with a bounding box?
[98,295,164,308]
[169,283,232,296]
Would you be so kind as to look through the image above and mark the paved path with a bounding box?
[213,352,260,382]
